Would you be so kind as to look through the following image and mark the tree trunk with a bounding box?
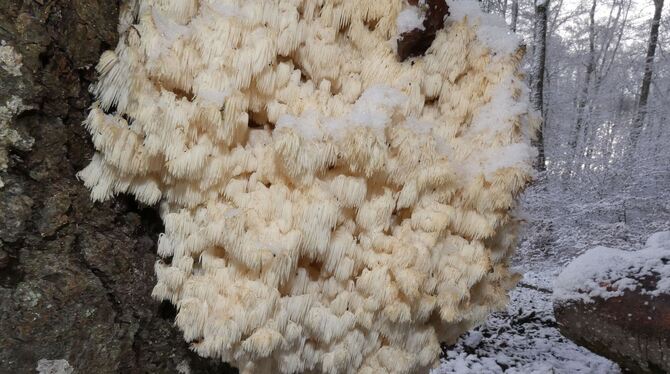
[531,0,549,171]
[0,1,233,373]
[571,0,596,151]
[511,0,519,32]
[631,0,664,146]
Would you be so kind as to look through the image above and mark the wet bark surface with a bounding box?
[554,275,670,373]
[0,1,234,372]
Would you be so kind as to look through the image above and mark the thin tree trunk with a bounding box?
[583,1,629,173]
[511,0,519,32]
[547,0,563,35]
[571,0,596,152]
[531,0,549,171]
[631,0,664,144]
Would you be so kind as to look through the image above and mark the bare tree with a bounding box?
[570,0,596,155]
[583,0,630,170]
[532,0,549,171]
[593,0,630,97]
[511,0,519,32]
[631,0,665,143]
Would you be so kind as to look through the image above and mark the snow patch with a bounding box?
[277,110,324,140]
[348,85,406,129]
[469,83,529,135]
[396,7,426,34]
[448,0,521,56]
[443,140,536,181]
[277,85,407,140]
[481,143,536,176]
[553,231,670,303]
[463,330,483,348]
[476,23,521,56]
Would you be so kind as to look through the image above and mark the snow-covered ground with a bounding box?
[435,165,670,373]
[434,270,620,373]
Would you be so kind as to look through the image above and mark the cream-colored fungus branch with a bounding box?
[79,0,537,372]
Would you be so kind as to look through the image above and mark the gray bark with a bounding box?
[0,1,234,373]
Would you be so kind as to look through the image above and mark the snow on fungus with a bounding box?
[396,7,426,34]
[79,0,536,372]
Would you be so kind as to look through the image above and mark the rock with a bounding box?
[554,277,670,373]
[0,1,235,372]
[553,235,670,373]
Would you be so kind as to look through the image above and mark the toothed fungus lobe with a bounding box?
[79,0,536,372]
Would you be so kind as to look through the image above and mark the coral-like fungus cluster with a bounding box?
[79,0,536,372]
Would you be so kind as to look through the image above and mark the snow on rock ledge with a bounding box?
[553,232,670,373]
[554,231,670,304]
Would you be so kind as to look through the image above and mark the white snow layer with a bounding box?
[278,81,535,180]
[277,85,407,140]
[396,7,426,34]
[448,0,521,56]
[553,231,670,303]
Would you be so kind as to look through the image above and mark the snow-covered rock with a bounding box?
[553,232,670,373]
[554,231,670,303]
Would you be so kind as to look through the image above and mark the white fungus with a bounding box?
[80,0,537,372]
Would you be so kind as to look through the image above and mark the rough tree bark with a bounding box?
[531,0,549,171]
[0,1,234,373]
[631,0,664,145]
